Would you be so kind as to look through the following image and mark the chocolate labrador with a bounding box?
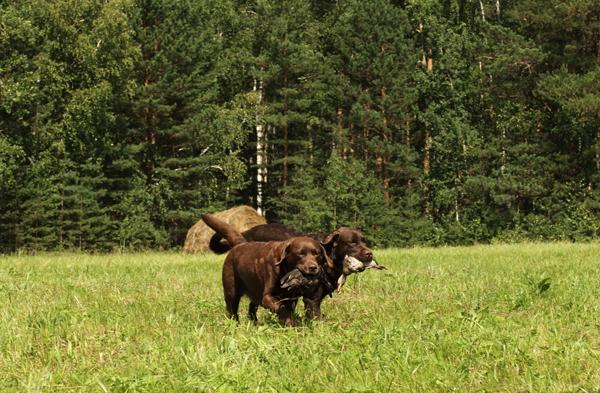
[302,227,385,318]
[209,223,301,254]
[205,218,385,319]
[201,213,332,326]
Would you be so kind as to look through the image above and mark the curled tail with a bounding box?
[208,233,232,254]
[201,213,246,250]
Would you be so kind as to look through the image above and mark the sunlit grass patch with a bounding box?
[1,243,599,392]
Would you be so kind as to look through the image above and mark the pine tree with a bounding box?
[246,0,328,219]
[130,0,250,245]
[0,136,24,251]
[326,0,415,201]
[503,0,600,238]
[322,154,391,245]
[274,165,329,234]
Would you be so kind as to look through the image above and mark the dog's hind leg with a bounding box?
[248,302,259,321]
[224,289,241,321]
[222,260,241,321]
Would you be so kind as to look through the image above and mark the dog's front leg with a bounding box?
[262,293,293,326]
[277,308,294,327]
[303,295,323,319]
[261,292,281,314]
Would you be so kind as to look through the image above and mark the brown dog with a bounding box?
[303,227,384,318]
[209,223,301,254]
[206,218,385,319]
[201,214,332,326]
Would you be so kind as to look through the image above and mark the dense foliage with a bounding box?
[1,0,599,251]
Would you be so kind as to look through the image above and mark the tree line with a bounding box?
[1,0,599,252]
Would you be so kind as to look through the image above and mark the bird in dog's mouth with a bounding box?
[337,255,386,291]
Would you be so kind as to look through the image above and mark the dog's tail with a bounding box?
[208,233,233,254]
[201,213,246,250]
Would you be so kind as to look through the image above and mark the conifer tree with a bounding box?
[327,0,415,201]
[247,0,328,218]
[130,0,250,245]
[2,0,600,250]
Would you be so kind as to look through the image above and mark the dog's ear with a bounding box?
[320,230,339,255]
[321,230,339,245]
[319,243,335,270]
[273,241,291,266]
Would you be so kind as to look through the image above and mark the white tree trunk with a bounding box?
[501,127,506,175]
[254,76,267,217]
[480,0,486,22]
[496,0,500,20]
[596,124,600,174]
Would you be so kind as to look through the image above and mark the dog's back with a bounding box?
[209,222,302,254]
[244,223,300,241]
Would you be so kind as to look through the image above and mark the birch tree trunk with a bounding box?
[379,85,390,203]
[596,112,600,175]
[422,47,433,217]
[337,107,343,158]
[479,0,486,22]
[496,0,500,20]
[455,177,460,223]
[423,127,432,217]
[596,41,600,176]
[283,70,289,187]
[254,76,266,216]
[406,119,412,187]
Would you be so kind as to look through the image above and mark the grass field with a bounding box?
[1,243,599,392]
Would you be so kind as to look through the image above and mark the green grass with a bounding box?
[1,243,599,392]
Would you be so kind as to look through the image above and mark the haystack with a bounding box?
[183,205,266,253]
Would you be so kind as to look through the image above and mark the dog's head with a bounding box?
[321,227,385,290]
[274,237,332,277]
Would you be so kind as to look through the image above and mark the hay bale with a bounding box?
[183,205,266,253]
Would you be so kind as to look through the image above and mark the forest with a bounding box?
[1,0,599,252]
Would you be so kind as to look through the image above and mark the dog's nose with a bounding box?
[308,264,319,274]
[364,251,373,260]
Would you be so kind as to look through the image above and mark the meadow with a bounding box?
[1,243,599,392]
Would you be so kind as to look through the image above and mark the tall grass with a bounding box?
[1,243,599,392]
